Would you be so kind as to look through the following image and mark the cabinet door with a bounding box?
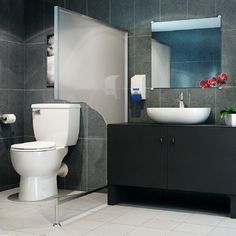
[108,125,167,188]
[168,127,236,194]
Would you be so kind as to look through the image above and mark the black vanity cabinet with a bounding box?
[108,124,236,218]
[168,127,236,195]
[107,124,167,189]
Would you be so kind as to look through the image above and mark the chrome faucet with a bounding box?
[178,92,185,108]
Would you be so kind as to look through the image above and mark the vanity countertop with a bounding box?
[108,122,231,128]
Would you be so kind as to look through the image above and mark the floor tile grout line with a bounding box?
[76,206,118,236]
[62,204,108,225]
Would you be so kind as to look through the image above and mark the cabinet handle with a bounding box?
[160,137,164,144]
[171,137,175,144]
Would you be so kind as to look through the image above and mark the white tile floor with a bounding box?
[0,188,236,235]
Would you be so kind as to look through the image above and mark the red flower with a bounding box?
[208,77,218,86]
[200,72,228,90]
[199,80,210,89]
[218,73,228,82]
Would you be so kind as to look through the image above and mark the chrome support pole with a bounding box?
[53,196,61,227]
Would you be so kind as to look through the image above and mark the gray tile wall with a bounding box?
[0,0,24,190]
[11,0,236,192]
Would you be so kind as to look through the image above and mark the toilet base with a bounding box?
[19,174,58,201]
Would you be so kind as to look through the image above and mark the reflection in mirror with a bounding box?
[151,17,221,88]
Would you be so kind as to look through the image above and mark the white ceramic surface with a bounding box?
[32,103,81,146]
[224,114,236,127]
[10,103,81,201]
[147,107,211,124]
[11,147,68,201]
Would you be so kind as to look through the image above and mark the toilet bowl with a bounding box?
[10,103,81,201]
[11,141,68,201]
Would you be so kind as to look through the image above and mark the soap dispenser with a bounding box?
[130,74,146,102]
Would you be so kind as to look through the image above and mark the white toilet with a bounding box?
[10,103,81,201]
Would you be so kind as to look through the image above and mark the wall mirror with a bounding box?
[151,17,221,88]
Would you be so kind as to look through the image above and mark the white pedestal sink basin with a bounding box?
[147,107,211,124]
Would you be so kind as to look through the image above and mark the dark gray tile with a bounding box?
[78,103,88,139]
[24,91,44,136]
[25,43,46,89]
[134,36,151,88]
[160,88,189,107]
[129,101,147,122]
[88,139,107,189]
[66,0,87,15]
[44,88,56,103]
[25,0,45,43]
[128,99,136,122]
[135,0,160,36]
[44,88,67,103]
[24,110,33,137]
[0,41,9,89]
[0,125,11,140]
[215,87,236,124]
[87,105,106,139]
[160,0,188,21]
[130,89,161,122]
[188,0,215,19]
[222,31,236,86]
[63,138,87,190]
[88,0,110,23]
[0,0,9,41]
[128,37,135,81]
[0,90,8,112]
[8,90,24,137]
[0,139,10,187]
[189,88,216,123]
[23,136,35,143]
[0,90,10,138]
[216,0,236,30]
[24,90,44,110]
[9,0,25,42]
[45,0,65,34]
[8,42,24,89]
[135,36,151,60]
[111,0,134,35]
[145,88,161,108]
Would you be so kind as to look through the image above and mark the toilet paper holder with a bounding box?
[0,114,16,124]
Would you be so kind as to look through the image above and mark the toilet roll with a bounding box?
[1,114,16,124]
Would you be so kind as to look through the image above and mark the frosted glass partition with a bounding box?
[54,7,128,124]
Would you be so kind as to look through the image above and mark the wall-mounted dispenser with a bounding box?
[131,74,146,102]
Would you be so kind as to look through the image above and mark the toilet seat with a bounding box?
[11,141,56,152]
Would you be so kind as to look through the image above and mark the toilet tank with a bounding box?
[31,103,81,147]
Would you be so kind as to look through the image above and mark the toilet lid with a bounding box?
[11,141,56,152]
